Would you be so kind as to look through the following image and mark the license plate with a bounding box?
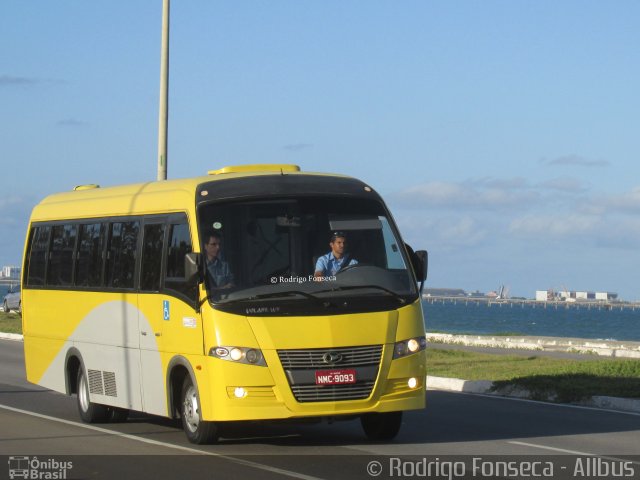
[315,369,357,385]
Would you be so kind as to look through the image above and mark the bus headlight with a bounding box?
[209,346,267,366]
[393,336,427,359]
[245,349,262,364]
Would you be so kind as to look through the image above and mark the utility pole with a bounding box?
[157,0,170,181]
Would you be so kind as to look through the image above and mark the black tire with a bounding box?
[17,301,21,315]
[361,411,403,441]
[108,407,130,423]
[77,368,109,423]
[180,375,218,444]
[3,301,9,313]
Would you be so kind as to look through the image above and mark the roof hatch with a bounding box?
[208,164,301,175]
[73,184,100,191]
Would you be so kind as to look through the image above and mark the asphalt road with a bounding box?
[1,338,639,480]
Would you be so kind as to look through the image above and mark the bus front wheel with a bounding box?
[76,368,109,423]
[180,376,218,444]
[361,411,403,441]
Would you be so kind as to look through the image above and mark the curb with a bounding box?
[427,375,640,414]
[0,332,23,342]
[427,333,640,359]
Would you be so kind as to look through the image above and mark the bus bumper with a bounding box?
[191,349,426,422]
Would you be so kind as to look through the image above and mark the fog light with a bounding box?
[408,377,418,389]
[230,348,243,361]
[234,387,246,398]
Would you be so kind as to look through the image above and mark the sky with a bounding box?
[1,1,640,300]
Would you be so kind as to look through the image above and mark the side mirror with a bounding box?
[184,252,202,285]
[405,243,428,282]
[414,250,428,282]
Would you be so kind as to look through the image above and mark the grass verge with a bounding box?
[0,311,22,334]
[427,348,640,402]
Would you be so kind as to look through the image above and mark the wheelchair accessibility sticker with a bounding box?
[163,300,170,321]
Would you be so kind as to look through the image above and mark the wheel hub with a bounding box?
[183,386,200,432]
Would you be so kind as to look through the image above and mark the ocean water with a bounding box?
[423,300,640,342]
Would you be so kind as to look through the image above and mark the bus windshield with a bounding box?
[198,196,417,315]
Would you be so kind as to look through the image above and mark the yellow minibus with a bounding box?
[21,164,428,443]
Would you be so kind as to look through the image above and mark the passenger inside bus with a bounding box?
[203,231,234,288]
[314,231,358,278]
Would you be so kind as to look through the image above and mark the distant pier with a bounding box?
[422,295,640,312]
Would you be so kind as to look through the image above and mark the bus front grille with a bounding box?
[277,345,382,369]
[277,345,382,402]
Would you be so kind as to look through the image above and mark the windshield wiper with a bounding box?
[216,290,330,306]
[316,285,407,304]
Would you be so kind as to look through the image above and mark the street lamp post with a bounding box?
[157,0,170,181]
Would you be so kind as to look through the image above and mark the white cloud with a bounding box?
[393,178,540,210]
[438,217,487,246]
[394,211,488,251]
[509,214,598,237]
[596,187,640,213]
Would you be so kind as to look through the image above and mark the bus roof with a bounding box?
[29,165,359,222]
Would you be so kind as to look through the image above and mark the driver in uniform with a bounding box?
[314,231,358,278]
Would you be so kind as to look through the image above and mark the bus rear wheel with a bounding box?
[180,376,218,444]
[361,411,403,441]
[77,368,109,423]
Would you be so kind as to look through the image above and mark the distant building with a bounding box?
[535,289,618,302]
[467,290,486,298]
[1,266,21,280]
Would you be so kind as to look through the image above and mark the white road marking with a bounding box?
[508,441,640,465]
[0,403,325,480]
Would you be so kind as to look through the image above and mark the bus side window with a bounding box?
[140,223,165,292]
[47,224,78,287]
[26,226,51,286]
[105,221,140,289]
[75,223,105,287]
[165,220,194,301]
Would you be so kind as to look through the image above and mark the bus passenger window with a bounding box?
[26,226,51,287]
[140,224,165,292]
[75,223,105,287]
[105,221,139,289]
[165,222,194,299]
[48,224,78,286]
